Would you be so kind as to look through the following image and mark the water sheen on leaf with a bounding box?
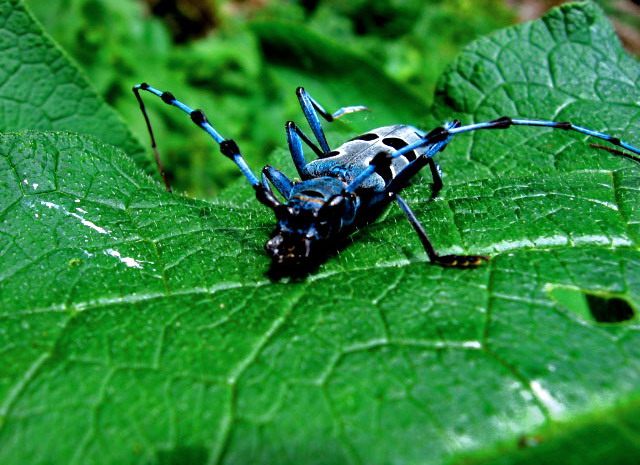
[1,2,640,465]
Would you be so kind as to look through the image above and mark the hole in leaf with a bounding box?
[585,295,635,323]
[68,258,83,269]
[547,287,635,324]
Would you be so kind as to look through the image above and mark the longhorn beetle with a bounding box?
[133,84,640,269]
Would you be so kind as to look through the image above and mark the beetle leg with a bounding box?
[395,195,488,268]
[296,87,368,154]
[262,165,293,198]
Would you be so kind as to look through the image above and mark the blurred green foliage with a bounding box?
[21,0,638,197]
[22,0,517,197]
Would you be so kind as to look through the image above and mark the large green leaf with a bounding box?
[1,2,640,465]
[430,0,640,186]
[0,0,149,172]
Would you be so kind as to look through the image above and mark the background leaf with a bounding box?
[0,0,148,172]
[1,2,640,465]
[430,1,640,186]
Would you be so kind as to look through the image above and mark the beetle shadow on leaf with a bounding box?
[152,445,208,465]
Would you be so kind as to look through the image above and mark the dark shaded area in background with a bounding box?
[145,0,640,55]
[144,0,218,42]
[508,0,640,53]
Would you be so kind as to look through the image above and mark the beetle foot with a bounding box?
[434,254,489,268]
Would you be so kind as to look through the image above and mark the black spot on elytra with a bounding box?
[350,133,379,142]
[382,137,416,161]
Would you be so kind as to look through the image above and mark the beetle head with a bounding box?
[265,194,353,266]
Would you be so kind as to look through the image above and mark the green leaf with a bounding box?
[430,1,640,184]
[1,3,640,465]
[456,396,640,465]
[0,0,149,172]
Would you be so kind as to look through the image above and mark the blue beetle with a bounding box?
[133,84,640,269]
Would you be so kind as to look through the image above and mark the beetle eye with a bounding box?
[328,195,345,208]
[318,194,345,219]
[274,205,289,220]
